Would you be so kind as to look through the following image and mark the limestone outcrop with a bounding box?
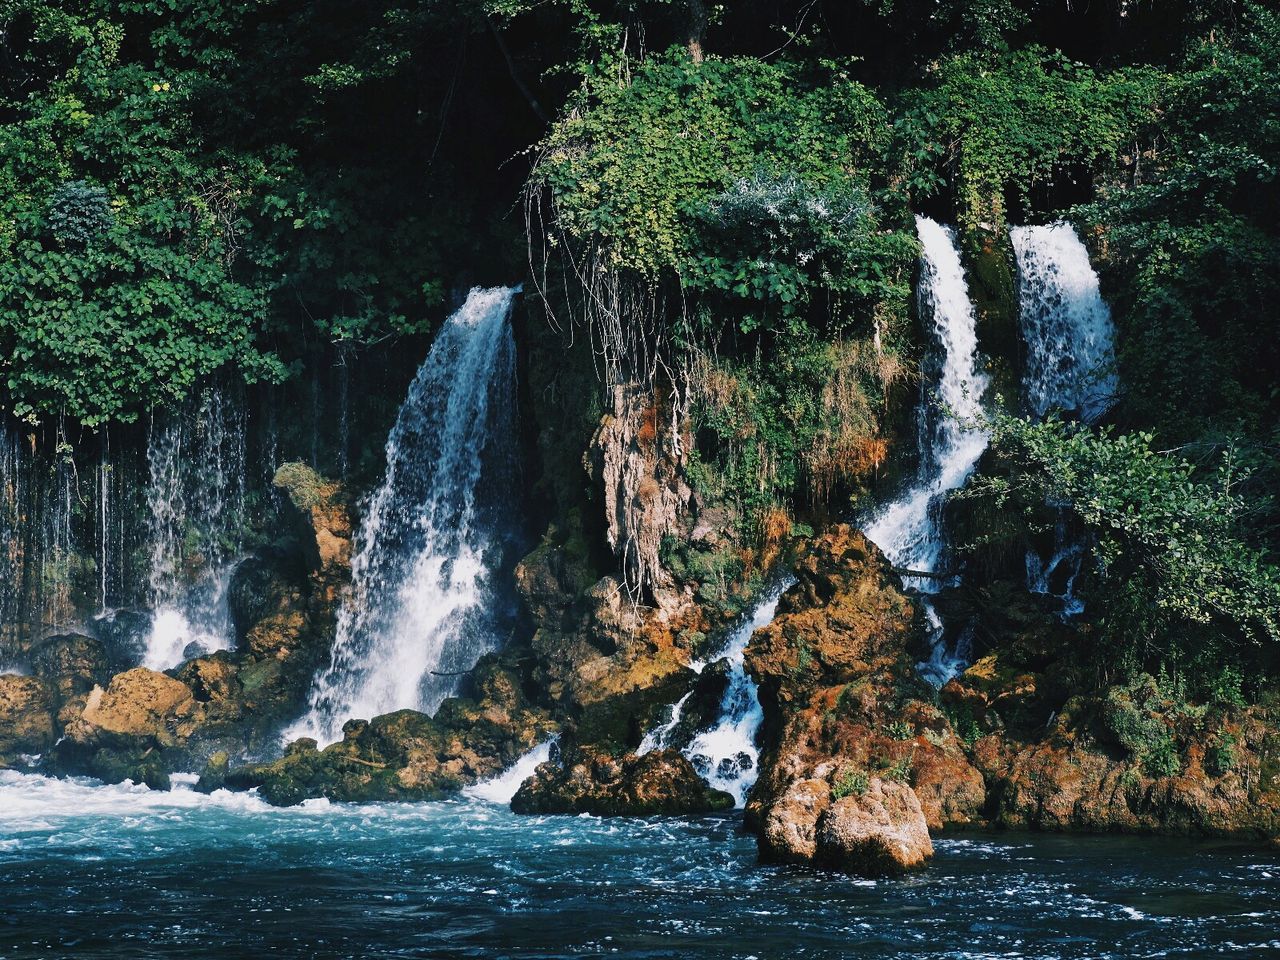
[222,654,556,805]
[510,743,734,816]
[0,674,56,763]
[744,525,984,866]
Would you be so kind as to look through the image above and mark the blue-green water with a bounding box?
[1,770,1277,959]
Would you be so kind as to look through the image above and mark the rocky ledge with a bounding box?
[510,742,734,816]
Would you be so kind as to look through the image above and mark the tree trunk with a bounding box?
[686,0,707,63]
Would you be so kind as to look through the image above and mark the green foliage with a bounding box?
[975,413,1280,670]
[831,767,870,800]
[1080,4,1280,538]
[1206,665,1247,709]
[898,47,1160,226]
[944,701,982,746]
[0,0,508,425]
[884,719,914,741]
[534,49,914,328]
[1206,733,1239,777]
[880,751,915,784]
[46,180,113,246]
[272,461,337,512]
[1103,675,1181,777]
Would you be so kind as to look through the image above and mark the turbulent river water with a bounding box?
[1,771,1277,959]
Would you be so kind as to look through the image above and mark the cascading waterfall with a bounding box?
[863,215,990,686]
[1011,222,1119,615]
[141,388,248,671]
[638,577,795,808]
[291,286,522,744]
[1010,222,1118,424]
[0,423,83,652]
[464,738,559,804]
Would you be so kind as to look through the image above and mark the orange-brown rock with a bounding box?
[814,779,934,875]
[745,525,985,862]
[64,668,198,744]
[0,674,55,763]
[272,461,354,613]
[588,384,691,595]
[50,668,201,788]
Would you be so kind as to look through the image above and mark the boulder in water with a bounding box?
[51,667,200,789]
[510,744,734,816]
[744,525,987,839]
[813,779,934,875]
[224,654,557,806]
[760,777,831,862]
[0,674,56,763]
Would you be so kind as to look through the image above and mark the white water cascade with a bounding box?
[291,286,521,745]
[863,216,990,686]
[141,388,247,671]
[639,577,794,808]
[1010,222,1118,424]
[464,738,558,805]
[1012,223,1118,615]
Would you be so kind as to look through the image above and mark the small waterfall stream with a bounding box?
[639,577,795,808]
[863,216,990,685]
[1011,222,1118,615]
[140,389,248,671]
[1010,223,1118,424]
[291,286,521,744]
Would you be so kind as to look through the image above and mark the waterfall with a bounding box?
[639,578,794,808]
[0,423,83,652]
[863,216,990,686]
[464,738,559,805]
[1011,222,1118,615]
[1010,222,1118,423]
[290,286,522,744]
[141,388,248,671]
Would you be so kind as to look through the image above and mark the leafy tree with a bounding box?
[970,413,1280,675]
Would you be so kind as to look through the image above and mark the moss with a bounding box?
[272,461,338,512]
[961,223,1021,403]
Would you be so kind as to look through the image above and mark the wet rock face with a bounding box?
[28,633,110,710]
[221,655,557,806]
[589,384,690,596]
[744,525,982,863]
[0,674,56,763]
[510,744,734,816]
[51,667,200,789]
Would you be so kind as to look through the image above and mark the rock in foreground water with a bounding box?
[511,744,734,816]
[0,674,56,764]
[814,780,933,875]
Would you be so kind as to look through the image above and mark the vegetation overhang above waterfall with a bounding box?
[2,1,1280,942]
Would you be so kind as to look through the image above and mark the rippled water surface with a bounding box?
[1,771,1277,959]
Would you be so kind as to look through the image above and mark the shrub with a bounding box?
[831,768,870,800]
[46,181,114,247]
[885,720,914,741]
[1206,734,1239,776]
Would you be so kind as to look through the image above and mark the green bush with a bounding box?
[1206,734,1239,777]
[831,768,870,800]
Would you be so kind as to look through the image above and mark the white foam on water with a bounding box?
[464,739,558,804]
[640,579,794,808]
